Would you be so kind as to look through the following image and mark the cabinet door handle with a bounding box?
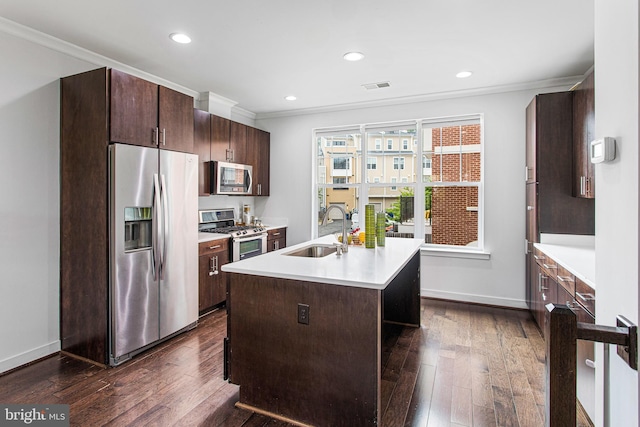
[274,241,279,250]
[272,232,280,236]
[209,256,219,276]
[576,292,595,302]
[543,263,557,270]
[208,244,222,250]
[161,128,166,146]
[557,275,574,283]
[153,127,159,146]
[533,255,545,261]
[538,273,549,292]
[527,205,534,211]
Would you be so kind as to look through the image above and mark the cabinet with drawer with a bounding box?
[531,245,596,424]
[198,238,230,314]
[267,227,287,252]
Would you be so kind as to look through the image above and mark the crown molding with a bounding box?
[254,75,583,120]
[0,16,201,99]
[231,106,257,121]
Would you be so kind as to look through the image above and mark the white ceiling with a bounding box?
[0,0,594,115]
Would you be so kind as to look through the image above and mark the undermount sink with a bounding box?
[283,244,338,258]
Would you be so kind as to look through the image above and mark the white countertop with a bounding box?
[533,242,595,288]
[198,232,231,243]
[222,235,423,290]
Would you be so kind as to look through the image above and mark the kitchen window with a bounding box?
[313,114,484,253]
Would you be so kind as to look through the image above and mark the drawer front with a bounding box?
[533,247,546,266]
[535,249,557,279]
[575,278,596,317]
[556,264,575,296]
[268,227,286,241]
[199,238,229,256]
[533,248,558,278]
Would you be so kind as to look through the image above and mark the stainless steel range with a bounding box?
[199,208,267,262]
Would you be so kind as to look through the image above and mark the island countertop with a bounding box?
[222,235,424,290]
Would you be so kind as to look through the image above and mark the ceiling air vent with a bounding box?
[362,81,391,90]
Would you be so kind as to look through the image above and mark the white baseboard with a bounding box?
[0,341,60,375]
[421,288,528,310]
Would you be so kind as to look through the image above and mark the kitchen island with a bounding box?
[222,236,423,426]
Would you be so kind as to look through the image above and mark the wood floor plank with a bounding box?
[491,385,520,427]
[426,366,454,427]
[472,404,498,427]
[382,368,419,427]
[451,385,472,426]
[404,364,436,427]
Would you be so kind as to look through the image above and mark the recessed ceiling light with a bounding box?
[343,52,364,62]
[456,71,472,78]
[284,95,297,101]
[169,33,191,44]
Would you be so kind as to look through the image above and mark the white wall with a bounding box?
[593,1,639,425]
[0,31,95,373]
[256,86,575,309]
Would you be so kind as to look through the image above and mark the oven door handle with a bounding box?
[233,233,267,243]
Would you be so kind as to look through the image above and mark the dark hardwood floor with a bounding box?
[0,299,590,426]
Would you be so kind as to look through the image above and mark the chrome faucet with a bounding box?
[321,205,348,253]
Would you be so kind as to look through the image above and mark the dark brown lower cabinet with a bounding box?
[226,252,420,426]
[198,238,229,315]
[532,246,596,424]
[266,227,286,252]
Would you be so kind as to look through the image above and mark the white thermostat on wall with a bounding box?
[590,137,616,163]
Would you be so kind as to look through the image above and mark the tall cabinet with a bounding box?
[525,92,595,314]
[60,67,195,365]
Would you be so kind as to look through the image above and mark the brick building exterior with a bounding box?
[430,124,481,246]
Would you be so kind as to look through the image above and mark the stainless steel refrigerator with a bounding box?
[109,143,198,366]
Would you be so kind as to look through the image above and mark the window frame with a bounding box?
[312,114,486,256]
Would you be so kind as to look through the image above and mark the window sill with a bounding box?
[420,246,491,260]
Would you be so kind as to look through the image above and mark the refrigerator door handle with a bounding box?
[160,174,169,279]
[152,173,162,280]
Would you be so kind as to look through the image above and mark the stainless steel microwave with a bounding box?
[210,161,253,195]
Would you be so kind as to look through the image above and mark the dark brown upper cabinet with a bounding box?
[229,121,248,164]
[525,92,594,238]
[247,126,270,196]
[200,111,271,195]
[110,69,194,153]
[210,115,248,164]
[572,69,595,199]
[210,114,231,162]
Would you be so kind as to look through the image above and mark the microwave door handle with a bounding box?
[152,174,161,280]
[245,168,252,193]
